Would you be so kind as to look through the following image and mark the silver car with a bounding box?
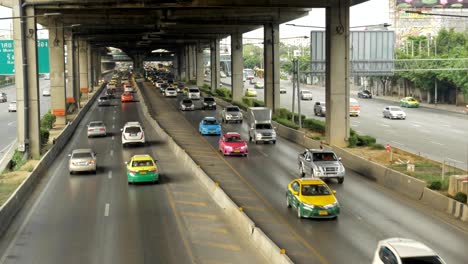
[68,149,97,174]
[300,90,313,100]
[164,87,177,97]
[314,102,326,116]
[188,88,201,100]
[179,99,195,111]
[98,96,111,106]
[383,106,406,120]
[220,106,243,123]
[87,121,107,137]
[0,92,7,102]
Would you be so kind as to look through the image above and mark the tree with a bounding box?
[243,44,263,69]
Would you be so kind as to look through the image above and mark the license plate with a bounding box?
[210,131,215,133]
[319,210,328,216]
[140,171,147,174]
[234,149,240,153]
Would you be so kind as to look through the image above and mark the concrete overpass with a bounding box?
[2,0,365,158]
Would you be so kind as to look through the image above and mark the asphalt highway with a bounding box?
[143,81,468,264]
[0,86,266,264]
[222,77,468,170]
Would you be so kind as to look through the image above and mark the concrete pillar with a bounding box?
[73,38,81,106]
[12,4,41,157]
[65,31,75,102]
[79,39,89,103]
[87,44,93,92]
[210,39,220,92]
[173,53,179,81]
[179,46,186,81]
[190,45,196,81]
[48,20,66,125]
[185,45,190,81]
[325,1,350,147]
[196,43,205,88]
[231,32,243,102]
[264,23,280,111]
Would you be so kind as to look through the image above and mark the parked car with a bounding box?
[187,88,201,100]
[372,238,446,264]
[245,88,257,97]
[202,97,216,110]
[383,106,406,120]
[42,88,51,96]
[98,96,111,106]
[121,121,145,147]
[87,121,107,137]
[400,97,420,108]
[179,99,195,111]
[126,154,159,184]
[218,132,248,156]
[286,178,340,219]
[300,90,313,100]
[199,117,221,135]
[314,102,326,116]
[164,87,177,97]
[254,81,264,89]
[121,92,134,103]
[357,89,372,99]
[0,92,7,102]
[8,101,16,112]
[220,106,243,123]
[68,149,97,174]
[298,149,345,184]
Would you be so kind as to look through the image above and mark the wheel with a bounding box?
[221,118,225,123]
[272,140,276,144]
[286,195,291,208]
[297,205,302,219]
[314,110,318,116]
[338,177,344,184]
[249,136,252,142]
[240,120,243,124]
[69,171,74,175]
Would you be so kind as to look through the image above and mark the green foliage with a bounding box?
[370,143,385,150]
[454,192,467,204]
[356,135,376,147]
[243,44,263,69]
[40,128,50,146]
[428,181,442,190]
[11,150,26,171]
[187,80,196,85]
[40,111,56,130]
[232,101,249,111]
[242,97,264,107]
[280,55,311,75]
[348,134,358,148]
[275,118,299,130]
[215,87,232,100]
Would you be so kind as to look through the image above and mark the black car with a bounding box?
[202,97,216,110]
[358,90,372,99]
[105,89,115,99]
[98,96,111,106]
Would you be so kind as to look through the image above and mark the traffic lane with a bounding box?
[166,93,468,263]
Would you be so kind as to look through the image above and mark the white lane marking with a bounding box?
[112,116,115,120]
[351,124,359,127]
[7,121,15,126]
[441,124,451,128]
[446,158,463,164]
[108,171,112,179]
[112,136,115,140]
[380,123,390,127]
[104,203,110,216]
[258,150,269,157]
[412,121,423,125]
[353,121,361,124]
[430,141,444,146]
[411,124,421,128]
[110,150,114,156]
[391,141,405,146]
[112,124,115,129]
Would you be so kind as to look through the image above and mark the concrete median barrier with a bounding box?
[421,188,450,213]
[0,83,105,237]
[137,83,293,264]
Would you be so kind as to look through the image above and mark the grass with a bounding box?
[0,181,22,205]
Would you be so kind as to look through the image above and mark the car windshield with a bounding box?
[183,100,192,104]
[226,107,239,112]
[301,184,331,196]
[72,153,92,159]
[226,136,242,142]
[203,119,218,125]
[132,160,153,167]
[166,88,175,91]
[161,84,168,88]
[89,122,104,127]
[390,107,402,111]
[401,256,444,264]
[125,127,141,134]
[255,123,272,129]
[189,89,199,93]
[204,98,215,102]
[312,152,338,161]
[99,97,108,100]
[302,90,311,94]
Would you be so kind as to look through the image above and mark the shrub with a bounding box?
[40,111,56,130]
[11,150,26,171]
[454,192,467,204]
[274,108,290,119]
[242,97,254,107]
[275,118,299,130]
[428,181,442,190]
[356,135,376,147]
[40,127,50,146]
[202,84,210,90]
[215,87,232,99]
[370,143,385,150]
[348,134,358,147]
[187,80,196,85]
[303,118,325,134]
[232,100,249,111]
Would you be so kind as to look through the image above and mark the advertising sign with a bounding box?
[0,39,50,75]
[396,0,468,9]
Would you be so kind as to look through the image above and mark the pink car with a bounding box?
[218,132,248,156]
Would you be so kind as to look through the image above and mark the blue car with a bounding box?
[199,117,222,135]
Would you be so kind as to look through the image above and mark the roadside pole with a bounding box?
[296,59,302,129]
[291,59,296,124]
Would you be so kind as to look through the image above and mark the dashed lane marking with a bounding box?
[104,203,110,216]
[175,200,207,207]
[192,240,241,251]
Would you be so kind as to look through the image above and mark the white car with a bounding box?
[179,99,195,111]
[124,86,134,93]
[372,238,446,264]
[42,88,51,96]
[164,87,177,97]
[187,88,201,100]
[8,101,16,112]
[383,106,406,120]
[121,121,145,147]
[300,90,313,100]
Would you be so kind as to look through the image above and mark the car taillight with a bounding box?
[99,128,105,131]
[129,169,138,174]
[149,168,157,172]
[88,128,93,132]
[140,132,144,139]
[89,160,95,164]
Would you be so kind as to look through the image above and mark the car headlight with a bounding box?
[225,146,233,151]
[256,133,262,139]
[302,203,315,210]
[338,165,345,173]
[324,202,339,209]
[238,113,243,118]
[203,102,207,105]
[212,102,216,106]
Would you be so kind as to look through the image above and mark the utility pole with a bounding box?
[434,78,438,106]
[296,59,302,129]
[291,59,297,124]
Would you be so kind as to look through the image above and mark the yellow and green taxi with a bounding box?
[400,97,419,108]
[245,88,257,97]
[126,154,159,184]
[286,178,340,219]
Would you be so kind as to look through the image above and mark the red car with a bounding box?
[121,92,134,102]
[218,132,248,157]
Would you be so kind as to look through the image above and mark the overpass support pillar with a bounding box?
[65,31,76,106]
[190,45,196,81]
[73,38,81,108]
[173,53,179,81]
[196,43,205,88]
[133,53,144,72]
[210,39,220,93]
[325,1,350,147]
[231,32,243,102]
[179,46,186,81]
[78,40,89,105]
[12,3,41,158]
[264,23,280,111]
[48,20,66,125]
[87,44,94,92]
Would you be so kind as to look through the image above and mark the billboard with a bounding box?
[0,39,50,75]
[396,0,468,9]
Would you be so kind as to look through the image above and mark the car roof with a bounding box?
[294,178,326,185]
[124,121,141,126]
[131,154,153,161]
[382,238,439,258]
[203,116,217,120]
[307,148,335,154]
[72,148,93,154]
[224,132,241,137]
[89,121,104,124]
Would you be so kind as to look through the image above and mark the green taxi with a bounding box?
[400,97,419,108]
[126,154,159,184]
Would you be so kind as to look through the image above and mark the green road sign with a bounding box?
[0,39,50,75]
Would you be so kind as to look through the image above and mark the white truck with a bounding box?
[248,107,276,144]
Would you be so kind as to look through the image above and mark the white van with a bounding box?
[349,98,361,116]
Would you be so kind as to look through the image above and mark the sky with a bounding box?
[0,0,390,40]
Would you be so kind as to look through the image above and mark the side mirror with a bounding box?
[305,158,311,162]
[332,190,337,194]
[124,161,128,165]
[338,157,342,161]
[68,154,71,157]
[120,128,123,131]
